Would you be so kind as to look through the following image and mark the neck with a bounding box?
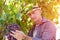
[36,18,42,25]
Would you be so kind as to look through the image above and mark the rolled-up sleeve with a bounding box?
[32,21,56,40]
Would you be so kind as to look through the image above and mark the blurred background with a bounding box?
[0,0,60,40]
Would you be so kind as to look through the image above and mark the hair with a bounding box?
[32,6,39,9]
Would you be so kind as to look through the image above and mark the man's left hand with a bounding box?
[10,30,26,40]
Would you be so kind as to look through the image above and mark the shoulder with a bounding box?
[46,20,56,26]
[44,20,56,30]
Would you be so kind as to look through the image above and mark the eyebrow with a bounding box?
[32,7,39,9]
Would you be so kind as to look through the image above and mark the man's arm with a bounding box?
[23,35,32,40]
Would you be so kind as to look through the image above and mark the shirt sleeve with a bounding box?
[32,21,56,40]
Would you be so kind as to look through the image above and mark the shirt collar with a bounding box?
[42,18,47,23]
[34,18,47,25]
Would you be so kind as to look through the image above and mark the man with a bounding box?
[10,7,56,40]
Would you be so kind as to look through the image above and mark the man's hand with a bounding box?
[10,30,26,40]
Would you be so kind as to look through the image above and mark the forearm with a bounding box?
[23,35,32,40]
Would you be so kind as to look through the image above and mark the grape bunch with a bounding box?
[5,23,20,40]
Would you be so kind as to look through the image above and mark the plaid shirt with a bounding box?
[28,18,56,40]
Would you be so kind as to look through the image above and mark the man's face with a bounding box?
[28,8,42,23]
